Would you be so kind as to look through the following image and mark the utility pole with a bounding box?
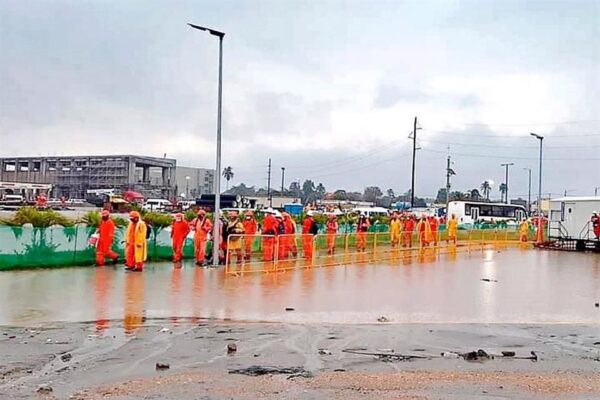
[267,158,272,208]
[500,162,514,204]
[188,22,225,267]
[530,133,544,242]
[410,116,417,208]
[523,168,531,215]
[445,152,455,213]
[281,167,285,194]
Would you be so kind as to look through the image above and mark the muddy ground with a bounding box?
[1,321,599,399]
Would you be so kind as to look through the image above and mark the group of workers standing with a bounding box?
[95,208,554,271]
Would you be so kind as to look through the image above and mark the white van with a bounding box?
[350,207,390,218]
[143,199,172,212]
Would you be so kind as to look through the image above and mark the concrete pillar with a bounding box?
[127,158,136,185]
[142,166,150,183]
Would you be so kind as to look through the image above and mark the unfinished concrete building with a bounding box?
[0,155,176,199]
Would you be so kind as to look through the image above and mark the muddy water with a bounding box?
[0,249,599,327]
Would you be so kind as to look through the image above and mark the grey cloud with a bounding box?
[373,84,430,108]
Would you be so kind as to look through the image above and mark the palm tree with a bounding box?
[499,183,508,203]
[222,166,234,190]
[480,181,491,200]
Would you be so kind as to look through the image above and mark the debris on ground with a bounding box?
[285,307,295,311]
[502,351,516,357]
[60,353,72,362]
[229,366,312,378]
[155,363,170,370]
[318,349,332,355]
[595,302,599,308]
[159,328,170,333]
[342,349,427,362]
[481,278,498,283]
[227,343,237,355]
[462,349,491,361]
[377,316,390,323]
[36,384,53,394]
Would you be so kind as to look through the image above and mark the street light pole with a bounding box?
[500,162,514,204]
[281,167,285,194]
[530,133,544,241]
[523,168,531,215]
[188,23,225,267]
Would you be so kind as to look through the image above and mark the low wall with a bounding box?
[0,225,196,270]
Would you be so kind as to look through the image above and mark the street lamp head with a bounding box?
[530,132,543,140]
[188,23,225,38]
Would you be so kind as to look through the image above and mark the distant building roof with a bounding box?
[550,196,600,202]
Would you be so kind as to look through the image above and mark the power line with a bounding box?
[422,128,600,138]
[458,119,600,127]
[419,138,600,149]
[421,148,600,161]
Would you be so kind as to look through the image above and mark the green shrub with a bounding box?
[112,216,128,227]
[9,207,75,227]
[80,211,101,227]
[143,212,174,229]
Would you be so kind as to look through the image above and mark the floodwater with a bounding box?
[0,249,599,328]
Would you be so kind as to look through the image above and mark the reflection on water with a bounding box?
[0,250,599,329]
[123,273,144,334]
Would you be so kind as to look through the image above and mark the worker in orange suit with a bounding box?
[536,215,546,243]
[96,209,119,266]
[326,214,338,254]
[519,219,530,242]
[403,215,415,248]
[389,213,401,247]
[416,216,431,247]
[429,216,439,246]
[302,213,318,259]
[125,211,147,272]
[356,213,370,252]
[446,214,458,244]
[262,212,278,261]
[242,211,258,261]
[191,209,213,266]
[282,213,297,258]
[171,213,190,263]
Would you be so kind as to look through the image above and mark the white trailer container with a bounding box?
[548,197,600,239]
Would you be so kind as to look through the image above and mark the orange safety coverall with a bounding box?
[171,220,190,262]
[125,221,147,270]
[429,217,439,245]
[326,220,338,253]
[302,217,315,259]
[283,217,296,258]
[417,219,431,246]
[404,218,415,247]
[262,214,278,261]
[192,217,213,264]
[357,218,370,251]
[243,218,258,260]
[96,218,118,266]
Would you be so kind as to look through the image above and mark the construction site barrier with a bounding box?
[224,228,534,275]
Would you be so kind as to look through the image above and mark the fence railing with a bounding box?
[224,228,532,275]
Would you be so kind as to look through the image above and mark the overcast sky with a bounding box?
[1,0,599,199]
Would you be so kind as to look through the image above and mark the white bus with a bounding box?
[447,201,527,226]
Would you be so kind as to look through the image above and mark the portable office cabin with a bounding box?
[548,197,600,239]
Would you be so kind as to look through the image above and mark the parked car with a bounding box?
[143,199,172,212]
